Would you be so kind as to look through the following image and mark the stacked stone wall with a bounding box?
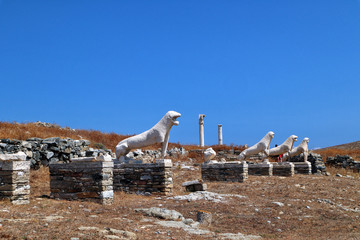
[272,162,294,177]
[248,163,273,176]
[49,158,114,205]
[113,159,173,195]
[0,138,111,169]
[292,162,312,174]
[201,162,248,182]
[326,155,360,172]
[289,153,326,174]
[0,153,30,204]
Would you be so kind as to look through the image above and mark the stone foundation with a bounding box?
[248,163,273,176]
[289,153,326,174]
[49,157,114,205]
[272,162,294,177]
[113,159,173,195]
[0,152,30,205]
[292,162,312,174]
[201,161,248,182]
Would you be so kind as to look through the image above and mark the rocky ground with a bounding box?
[0,164,359,240]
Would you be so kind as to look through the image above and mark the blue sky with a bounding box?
[0,1,359,149]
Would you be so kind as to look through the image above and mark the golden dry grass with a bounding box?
[0,121,131,151]
[1,121,360,239]
[0,121,245,154]
[313,148,360,161]
[0,166,359,239]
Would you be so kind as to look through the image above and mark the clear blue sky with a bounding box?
[1,1,359,149]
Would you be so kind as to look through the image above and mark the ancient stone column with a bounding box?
[218,124,223,145]
[199,114,205,147]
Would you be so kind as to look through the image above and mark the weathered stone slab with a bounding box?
[182,180,207,192]
[0,152,27,161]
[1,161,30,171]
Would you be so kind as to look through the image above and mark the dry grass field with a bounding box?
[0,165,359,239]
[1,121,360,239]
[314,148,360,162]
[0,121,245,154]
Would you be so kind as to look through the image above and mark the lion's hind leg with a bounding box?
[115,142,130,160]
[238,151,246,161]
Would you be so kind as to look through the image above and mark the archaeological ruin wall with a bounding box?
[49,157,114,205]
[0,138,111,169]
[0,152,30,205]
[113,159,173,195]
[201,161,248,182]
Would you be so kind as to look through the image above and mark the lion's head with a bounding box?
[291,135,298,142]
[268,131,275,139]
[286,135,298,150]
[300,137,309,147]
[166,111,181,126]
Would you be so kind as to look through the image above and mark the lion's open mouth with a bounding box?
[172,117,180,126]
[171,116,180,126]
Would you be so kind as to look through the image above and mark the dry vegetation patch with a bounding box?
[314,148,360,162]
[1,121,360,239]
[0,166,359,239]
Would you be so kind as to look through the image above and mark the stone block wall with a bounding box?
[293,162,312,174]
[289,153,326,174]
[49,157,114,205]
[0,138,112,169]
[248,163,273,176]
[272,162,294,177]
[201,162,248,182]
[0,152,30,205]
[326,155,360,172]
[113,159,173,195]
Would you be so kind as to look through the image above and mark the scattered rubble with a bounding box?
[326,155,360,172]
[135,207,184,221]
[78,226,137,240]
[137,208,261,239]
[168,191,246,202]
[317,199,360,213]
[197,210,212,227]
[272,202,285,207]
[125,147,187,161]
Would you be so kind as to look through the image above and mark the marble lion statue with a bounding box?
[268,135,298,159]
[204,147,216,161]
[115,111,181,160]
[282,137,309,162]
[238,131,275,161]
